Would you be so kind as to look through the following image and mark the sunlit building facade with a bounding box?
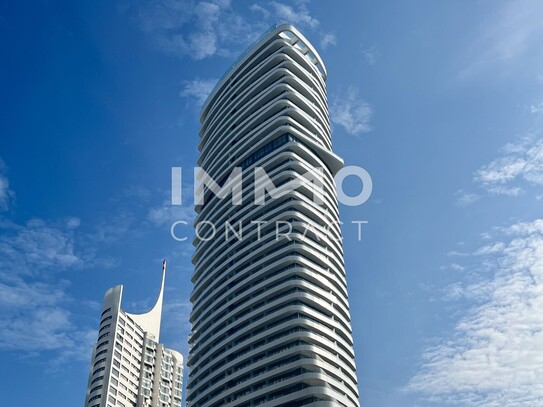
[84,262,183,407]
[187,24,360,407]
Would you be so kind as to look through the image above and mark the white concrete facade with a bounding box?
[186,24,360,407]
[84,261,183,407]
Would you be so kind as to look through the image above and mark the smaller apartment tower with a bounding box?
[84,261,183,407]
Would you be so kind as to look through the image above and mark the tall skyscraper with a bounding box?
[187,24,360,407]
[84,261,183,407]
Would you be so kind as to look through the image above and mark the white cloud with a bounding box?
[500,218,543,236]
[319,32,336,50]
[130,1,324,60]
[447,250,471,257]
[50,328,97,370]
[0,179,195,366]
[0,277,96,369]
[122,185,152,201]
[161,299,192,353]
[132,0,262,60]
[0,204,132,365]
[473,241,506,256]
[455,190,480,206]
[66,217,81,229]
[147,202,195,227]
[0,215,98,365]
[0,158,14,211]
[0,280,66,309]
[530,102,543,114]
[441,281,465,301]
[485,185,524,196]
[407,218,543,406]
[0,174,14,211]
[180,78,218,106]
[87,214,134,245]
[449,263,465,272]
[474,136,543,195]
[330,87,373,137]
[458,0,543,79]
[361,46,376,65]
[270,1,319,29]
[441,280,493,303]
[249,4,269,19]
[0,218,82,277]
[189,2,221,59]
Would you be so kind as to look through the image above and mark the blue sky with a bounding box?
[1,1,543,406]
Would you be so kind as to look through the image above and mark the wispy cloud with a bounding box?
[319,32,336,50]
[474,135,543,196]
[0,169,196,367]
[133,0,263,60]
[0,199,129,364]
[0,218,82,278]
[458,0,543,79]
[129,0,326,60]
[407,219,543,406]
[330,87,373,137]
[455,189,480,206]
[0,211,100,368]
[0,158,14,211]
[87,214,135,245]
[0,273,97,370]
[270,1,319,29]
[447,250,471,257]
[122,185,152,201]
[147,201,195,227]
[249,4,269,19]
[180,78,218,106]
[361,45,376,65]
[0,175,13,211]
[441,263,465,272]
[161,299,192,353]
[530,101,543,114]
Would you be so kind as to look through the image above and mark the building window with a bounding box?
[240,133,296,170]
[100,315,113,325]
[93,358,107,367]
[91,376,104,385]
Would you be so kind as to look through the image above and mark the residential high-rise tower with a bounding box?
[84,261,183,407]
[187,24,360,407]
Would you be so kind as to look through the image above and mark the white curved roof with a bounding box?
[125,260,166,341]
[201,23,327,120]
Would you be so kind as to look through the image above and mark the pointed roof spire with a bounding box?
[125,261,167,341]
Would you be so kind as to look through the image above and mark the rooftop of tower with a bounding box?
[102,260,167,341]
[200,23,327,121]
